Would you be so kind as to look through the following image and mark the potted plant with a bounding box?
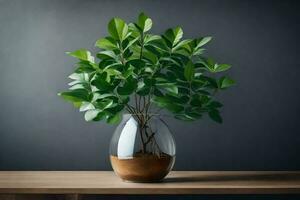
[58,12,235,182]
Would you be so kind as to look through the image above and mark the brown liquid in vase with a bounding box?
[110,153,175,182]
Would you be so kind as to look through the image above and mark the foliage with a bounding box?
[58,12,235,125]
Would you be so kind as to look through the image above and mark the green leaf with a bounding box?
[66,49,94,63]
[152,96,171,105]
[103,63,123,71]
[193,48,205,56]
[107,112,122,124]
[144,34,161,44]
[73,102,82,108]
[195,37,212,49]
[106,104,125,114]
[123,65,135,78]
[207,57,215,66]
[92,112,107,121]
[68,80,81,86]
[101,99,114,110]
[159,57,181,66]
[98,59,115,69]
[172,27,183,45]
[117,77,137,95]
[137,80,145,90]
[172,39,192,51]
[166,94,189,104]
[108,18,128,41]
[84,109,101,122]
[144,49,161,63]
[163,85,178,94]
[208,109,223,123]
[190,95,202,107]
[156,83,178,94]
[92,93,115,101]
[68,73,89,81]
[128,23,140,37]
[91,74,113,92]
[137,12,153,32]
[79,102,95,112]
[74,61,96,73]
[137,86,151,96]
[127,59,146,69]
[164,27,183,47]
[214,64,231,72]
[105,68,121,76]
[95,37,117,50]
[152,96,184,113]
[219,76,235,89]
[176,109,202,121]
[184,61,195,82]
[209,101,223,108]
[137,79,153,96]
[58,89,89,102]
[200,76,219,89]
[146,39,169,52]
[182,37,211,56]
[69,83,89,90]
[201,57,215,72]
[97,50,118,60]
[203,59,232,73]
[142,49,158,64]
[123,37,139,51]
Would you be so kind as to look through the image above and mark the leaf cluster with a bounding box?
[58,12,235,124]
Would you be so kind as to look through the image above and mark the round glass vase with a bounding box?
[109,114,176,182]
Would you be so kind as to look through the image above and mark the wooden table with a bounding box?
[0,171,300,199]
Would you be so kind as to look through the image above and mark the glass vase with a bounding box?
[109,114,176,182]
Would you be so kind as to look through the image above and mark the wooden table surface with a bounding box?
[0,171,300,195]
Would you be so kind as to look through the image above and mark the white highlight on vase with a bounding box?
[117,116,137,159]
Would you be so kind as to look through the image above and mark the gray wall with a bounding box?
[1,0,300,171]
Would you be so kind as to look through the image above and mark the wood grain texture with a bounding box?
[0,171,300,194]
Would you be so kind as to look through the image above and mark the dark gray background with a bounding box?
[1,0,300,172]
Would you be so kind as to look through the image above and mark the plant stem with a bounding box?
[123,32,162,155]
[138,96,142,112]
